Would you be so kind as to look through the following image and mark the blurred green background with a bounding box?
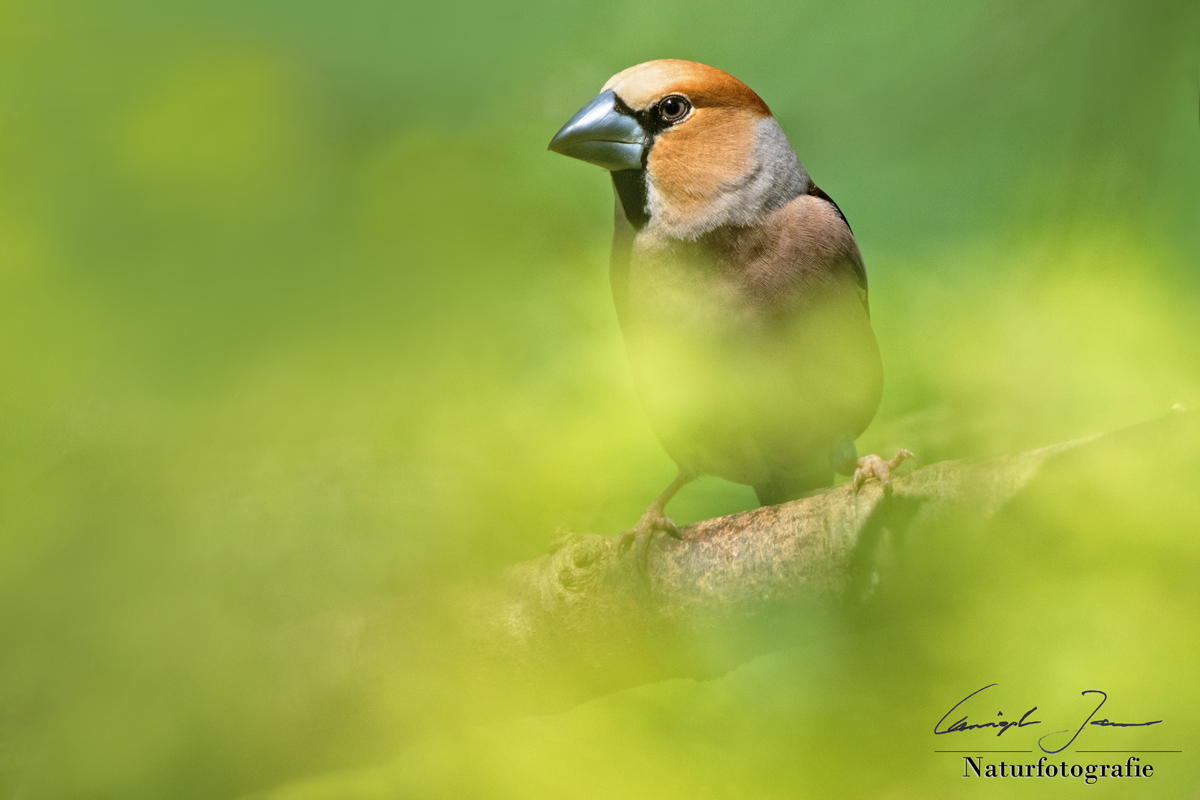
[1,0,1198,797]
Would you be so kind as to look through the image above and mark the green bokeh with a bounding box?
[0,1,1198,798]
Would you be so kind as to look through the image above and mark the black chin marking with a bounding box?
[612,169,650,231]
[607,92,675,231]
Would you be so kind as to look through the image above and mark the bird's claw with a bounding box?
[852,448,915,496]
[617,507,681,566]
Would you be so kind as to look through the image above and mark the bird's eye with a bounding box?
[658,95,691,122]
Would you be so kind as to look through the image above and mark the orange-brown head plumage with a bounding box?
[607,61,773,235]
[613,60,810,239]
[601,60,771,117]
[550,59,813,238]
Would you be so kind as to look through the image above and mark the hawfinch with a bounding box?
[549,60,912,553]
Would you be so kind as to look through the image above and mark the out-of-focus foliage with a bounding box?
[0,1,1197,798]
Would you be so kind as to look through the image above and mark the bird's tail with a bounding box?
[753,471,831,507]
[754,439,858,507]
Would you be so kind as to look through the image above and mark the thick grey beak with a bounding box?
[548,90,646,171]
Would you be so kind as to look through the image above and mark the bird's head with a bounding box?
[549,59,809,239]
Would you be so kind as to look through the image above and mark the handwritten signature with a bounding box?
[934,684,1162,754]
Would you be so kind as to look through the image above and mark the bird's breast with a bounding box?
[617,229,882,483]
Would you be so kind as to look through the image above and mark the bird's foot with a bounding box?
[852,449,915,496]
[617,505,681,565]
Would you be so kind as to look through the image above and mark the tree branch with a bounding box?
[465,409,1188,705]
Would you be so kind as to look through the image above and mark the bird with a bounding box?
[547,59,912,555]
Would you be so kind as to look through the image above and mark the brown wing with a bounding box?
[808,184,868,316]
